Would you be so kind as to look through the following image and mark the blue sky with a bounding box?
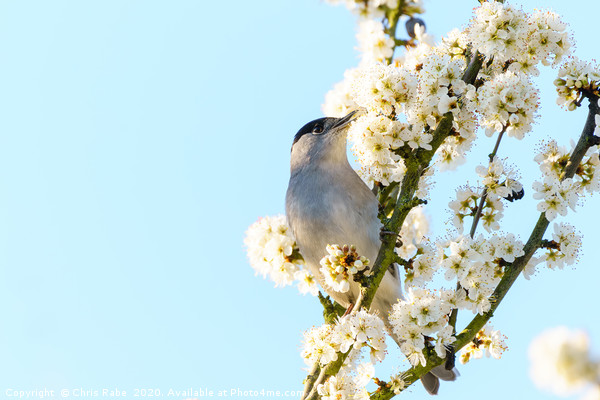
[0,1,598,399]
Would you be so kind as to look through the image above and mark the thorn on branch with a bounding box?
[394,38,412,47]
[540,239,561,250]
[395,255,411,268]
[399,197,427,214]
[589,135,600,146]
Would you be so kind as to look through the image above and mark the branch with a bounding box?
[384,1,406,64]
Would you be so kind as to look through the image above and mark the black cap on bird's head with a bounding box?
[292,110,361,149]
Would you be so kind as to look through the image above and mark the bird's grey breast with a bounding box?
[285,164,382,274]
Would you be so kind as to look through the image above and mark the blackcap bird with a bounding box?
[285,110,457,395]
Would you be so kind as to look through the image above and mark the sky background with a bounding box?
[0,0,598,399]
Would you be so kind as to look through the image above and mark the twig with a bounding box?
[469,126,507,238]
[451,125,506,332]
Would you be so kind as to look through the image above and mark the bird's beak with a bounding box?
[332,108,364,130]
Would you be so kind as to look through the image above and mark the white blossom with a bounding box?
[435,325,457,358]
[320,244,369,293]
[295,269,319,296]
[448,186,479,233]
[534,140,570,180]
[492,233,524,263]
[467,1,529,64]
[533,177,579,221]
[357,19,395,62]
[317,376,350,400]
[535,140,600,195]
[396,206,429,260]
[301,310,387,370]
[541,223,582,270]
[477,70,539,139]
[323,68,361,118]
[529,327,599,396]
[350,63,417,117]
[524,10,571,68]
[438,234,512,314]
[460,323,507,364]
[555,57,600,111]
[302,324,339,366]
[403,242,438,289]
[244,215,303,287]
[577,146,600,195]
[475,157,515,198]
[348,112,408,186]
[389,288,454,365]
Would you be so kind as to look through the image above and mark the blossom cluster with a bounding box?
[302,311,387,399]
[459,323,507,364]
[402,241,437,289]
[345,48,479,186]
[244,215,318,295]
[396,206,429,260]
[398,229,525,314]
[302,310,387,366]
[467,2,571,73]
[439,234,523,314]
[389,288,456,366]
[320,244,370,293]
[447,157,522,234]
[318,359,378,400]
[348,112,408,186]
[536,140,600,195]
[529,327,600,397]
[542,223,582,270]
[244,215,302,287]
[448,186,480,233]
[322,1,577,188]
[475,71,539,139]
[532,141,600,221]
[322,68,361,118]
[357,20,395,63]
[555,57,600,111]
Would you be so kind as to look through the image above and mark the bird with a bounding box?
[285,110,457,395]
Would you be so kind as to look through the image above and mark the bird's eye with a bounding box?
[312,125,324,134]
